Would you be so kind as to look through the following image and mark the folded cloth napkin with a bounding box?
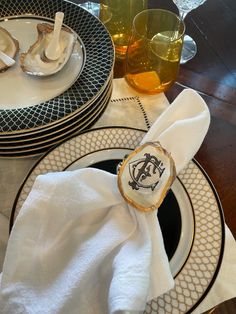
[0,89,210,314]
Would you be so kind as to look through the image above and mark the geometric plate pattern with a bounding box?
[0,0,114,133]
[145,160,225,313]
[10,127,225,313]
[0,78,112,146]
[0,90,112,158]
[0,76,113,143]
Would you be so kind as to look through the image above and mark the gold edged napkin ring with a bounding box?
[117,142,176,212]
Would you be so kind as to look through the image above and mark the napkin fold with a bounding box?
[141,88,210,174]
[0,89,210,314]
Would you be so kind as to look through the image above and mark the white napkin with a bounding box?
[141,88,210,174]
[0,89,210,314]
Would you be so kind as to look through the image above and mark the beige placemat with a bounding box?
[106,77,169,127]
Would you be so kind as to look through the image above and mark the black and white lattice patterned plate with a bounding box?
[0,85,112,157]
[0,71,113,142]
[0,0,114,134]
[11,127,225,313]
[0,78,112,147]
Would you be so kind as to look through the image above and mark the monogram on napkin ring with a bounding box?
[117,142,176,212]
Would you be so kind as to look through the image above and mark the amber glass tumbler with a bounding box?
[125,9,185,94]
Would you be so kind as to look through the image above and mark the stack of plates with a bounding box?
[0,0,114,158]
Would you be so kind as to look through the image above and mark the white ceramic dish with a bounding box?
[11,127,225,313]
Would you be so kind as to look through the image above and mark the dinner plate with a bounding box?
[0,78,113,146]
[11,127,225,313]
[0,0,114,134]
[0,91,111,157]
[0,79,113,157]
[0,73,113,141]
[0,98,109,156]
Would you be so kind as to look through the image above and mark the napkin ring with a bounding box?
[117,142,176,212]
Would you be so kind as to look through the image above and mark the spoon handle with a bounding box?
[0,50,15,66]
[45,12,64,60]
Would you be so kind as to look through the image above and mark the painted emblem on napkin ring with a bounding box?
[117,141,176,212]
[128,153,165,191]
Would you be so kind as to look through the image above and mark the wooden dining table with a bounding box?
[110,0,236,312]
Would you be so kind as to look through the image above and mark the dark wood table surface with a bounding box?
[166,1,236,312]
[111,0,236,312]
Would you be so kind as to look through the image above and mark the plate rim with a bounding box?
[0,99,110,158]
[185,158,225,314]
[9,126,225,313]
[0,80,113,147]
